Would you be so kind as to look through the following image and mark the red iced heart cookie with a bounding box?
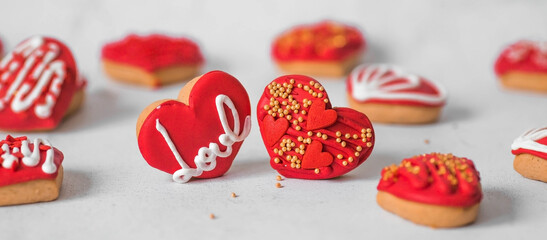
[0,36,85,131]
[257,75,375,179]
[137,71,251,183]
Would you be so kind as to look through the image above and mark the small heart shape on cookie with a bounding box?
[136,71,251,183]
[257,75,375,179]
[302,141,333,169]
[262,115,289,146]
[306,100,337,130]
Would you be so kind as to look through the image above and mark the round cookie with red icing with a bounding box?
[511,127,547,182]
[271,20,365,78]
[347,64,447,124]
[377,153,482,228]
[0,135,64,206]
[137,71,251,183]
[494,40,547,93]
[102,34,204,88]
[0,36,85,131]
[257,75,375,179]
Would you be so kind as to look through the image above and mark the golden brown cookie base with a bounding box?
[102,60,201,87]
[377,191,479,228]
[514,153,547,182]
[499,71,547,93]
[0,166,63,206]
[275,53,361,78]
[347,96,442,124]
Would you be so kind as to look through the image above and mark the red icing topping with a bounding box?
[0,38,3,57]
[346,65,446,107]
[377,153,482,207]
[102,34,204,71]
[512,136,547,160]
[272,21,365,62]
[0,135,63,187]
[0,36,79,131]
[494,40,547,76]
[137,71,250,179]
[257,75,375,179]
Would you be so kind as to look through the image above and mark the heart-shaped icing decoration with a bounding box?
[257,75,375,179]
[136,71,251,183]
[0,36,81,131]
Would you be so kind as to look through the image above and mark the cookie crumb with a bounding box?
[276,175,283,181]
[424,139,430,144]
[276,182,283,188]
[231,192,237,198]
[209,213,215,219]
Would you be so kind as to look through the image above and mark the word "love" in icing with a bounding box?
[1,138,56,174]
[0,36,67,118]
[156,94,251,183]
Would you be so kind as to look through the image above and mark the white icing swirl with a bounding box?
[155,94,251,183]
[511,127,547,154]
[1,137,56,174]
[349,64,447,105]
[0,36,67,119]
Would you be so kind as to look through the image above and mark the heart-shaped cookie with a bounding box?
[0,36,85,131]
[257,75,375,179]
[137,71,251,183]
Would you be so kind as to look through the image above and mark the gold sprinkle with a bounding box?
[276,175,283,181]
[341,141,347,147]
[336,138,342,143]
[263,105,270,110]
[345,133,351,139]
[353,134,358,139]
[309,81,315,86]
[291,163,296,168]
[274,157,280,163]
[337,154,343,159]
[366,142,372,147]
[308,131,313,136]
[314,168,320,174]
[366,128,372,133]
[354,152,360,157]
[210,214,215,219]
[231,192,237,198]
[295,126,301,131]
[336,131,342,137]
[366,133,372,138]
[276,183,283,188]
[356,146,363,152]
[321,134,327,140]
[348,157,354,163]
[319,86,324,91]
[343,161,348,166]
[318,93,323,98]
[297,83,303,88]
[324,99,329,103]
[304,85,310,91]
[298,117,303,122]
[316,132,322,137]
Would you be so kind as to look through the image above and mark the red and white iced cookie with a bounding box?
[137,71,251,183]
[271,20,365,77]
[0,36,85,131]
[0,135,64,206]
[511,127,547,182]
[494,40,547,92]
[347,64,447,124]
[257,75,375,179]
[377,153,482,228]
[102,34,204,88]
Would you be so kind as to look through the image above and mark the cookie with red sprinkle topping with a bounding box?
[377,153,482,228]
[271,20,365,78]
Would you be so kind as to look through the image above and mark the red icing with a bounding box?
[257,75,375,179]
[494,40,547,76]
[377,153,482,207]
[0,38,3,57]
[137,71,250,179]
[272,21,365,62]
[102,34,204,71]
[512,136,547,160]
[346,65,446,107]
[0,36,79,131]
[0,135,63,187]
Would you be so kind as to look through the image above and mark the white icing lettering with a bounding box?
[155,94,251,183]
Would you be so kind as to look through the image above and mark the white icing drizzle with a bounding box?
[349,64,447,105]
[155,94,251,183]
[0,137,56,174]
[0,36,67,118]
[511,127,547,154]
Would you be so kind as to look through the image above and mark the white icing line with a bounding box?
[511,127,547,154]
[349,64,447,105]
[155,94,251,183]
[1,137,57,174]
